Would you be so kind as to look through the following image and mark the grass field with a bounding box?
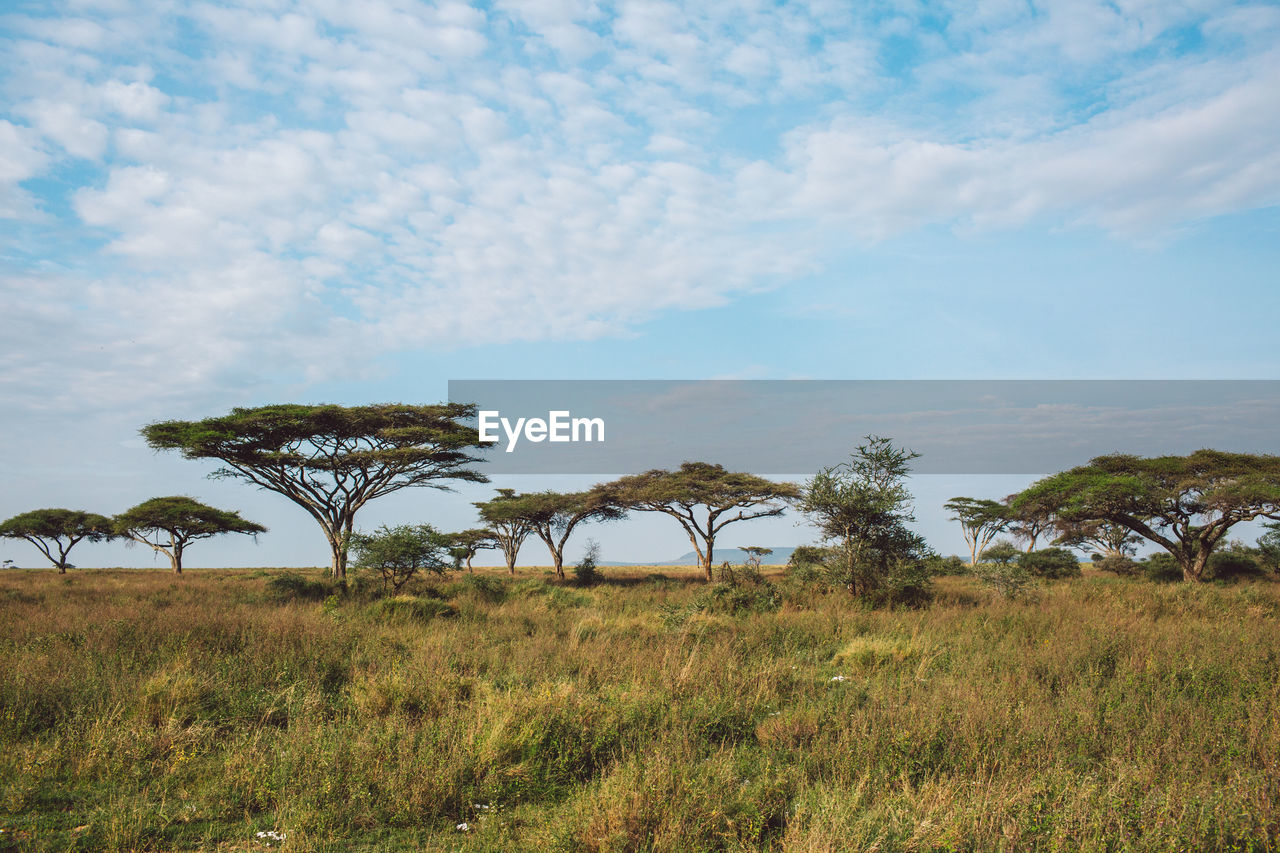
[1,565,1278,852]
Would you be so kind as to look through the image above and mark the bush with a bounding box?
[924,554,968,576]
[1207,549,1267,582]
[350,523,451,593]
[573,539,602,587]
[1019,548,1082,579]
[266,572,333,601]
[1094,554,1142,576]
[980,540,1020,566]
[462,572,507,603]
[872,559,933,607]
[1142,553,1184,583]
[977,562,1035,599]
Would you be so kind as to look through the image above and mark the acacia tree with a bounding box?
[474,489,537,574]
[945,497,1011,566]
[448,528,499,571]
[1010,450,1280,582]
[487,489,624,580]
[0,509,114,572]
[142,403,488,580]
[606,462,799,581]
[114,496,266,574]
[800,436,930,597]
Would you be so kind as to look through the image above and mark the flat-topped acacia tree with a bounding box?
[474,489,537,574]
[482,489,624,580]
[114,496,266,574]
[142,403,488,580]
[606,462,799,581]
[0,509,114,572]
[1011,449,1280,582]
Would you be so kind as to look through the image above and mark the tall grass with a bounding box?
[0,567,1277,851]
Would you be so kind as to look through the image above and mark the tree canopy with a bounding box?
[0,508,114,572]
[944,497,1011,566]
[114,496,266,574]
[447,528,499,572]
[1010,449,1280,581]
[142,403,488,580]
[475,489,623,579]
[474,488,537,574]
[606,462,799,581]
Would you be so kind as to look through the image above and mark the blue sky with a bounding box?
[2,1,1279,568]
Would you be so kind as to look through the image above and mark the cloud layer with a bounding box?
[2,0,1279,410]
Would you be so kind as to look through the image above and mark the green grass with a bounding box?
[1,566,1278,851]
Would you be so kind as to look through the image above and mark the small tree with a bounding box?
[945,497,1011,567]
[742,546,773,570]
[1258,522,1280,574]
[478,489,623,580]
[114,496,265,574]
[0,509,114,572]
[474,489,536,574]
[1053,519,1141,558]
[142,403,488,581]
[447,528,499,572]
[350,524,451,592]
[573,539,602,587]
[1003,494,1056,553]
[607,462,799,581]
[799,435,931,599]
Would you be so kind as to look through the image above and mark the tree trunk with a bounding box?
[1184,548,1211,582]
[171,535,183,574]
[553,551,564,580]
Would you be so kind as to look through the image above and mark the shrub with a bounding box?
[1207,549,1267,582]
[349,523,451,593]
[366,595,456,623]
[573,539,602,587]
[266,572,333,601]
[1142,553,1184,583]
[1019,547,1082,579]
[924,554,968,576]
[977,562,1035,599]
[788,545,831,568]
[871,558,934,607]
[1095,554,1142,576]
[980,540,1021,566]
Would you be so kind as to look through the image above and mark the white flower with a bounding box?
[456,822,470,832]
[830,675,848,682]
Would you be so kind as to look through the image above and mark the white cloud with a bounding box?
[0,0,1278,414]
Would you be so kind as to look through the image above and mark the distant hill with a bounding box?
[599,546,795,567]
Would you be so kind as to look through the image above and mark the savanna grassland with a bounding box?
[1,566,1278,852]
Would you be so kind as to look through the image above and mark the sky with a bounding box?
[2,0,1279,569]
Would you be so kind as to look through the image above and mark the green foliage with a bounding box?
[1019,547,1083,579]
[924,554,969,576]
[572,539,602,587]
[349,523,451,593]
[977,561,1036,599]
[1012,449,1280,581]
[142,403,489,579]
[1258,522,1280,574]
[0,508,114,571]
[605,462,799,578]
[1095,554,1142,577]
[979,540,1021,566]
[945,497,1011,567]
[800,435,932,602]
[1142,553,1184,583]
[113,496,266,573]
[1206,549,1266,582]
[788,544,831,568]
